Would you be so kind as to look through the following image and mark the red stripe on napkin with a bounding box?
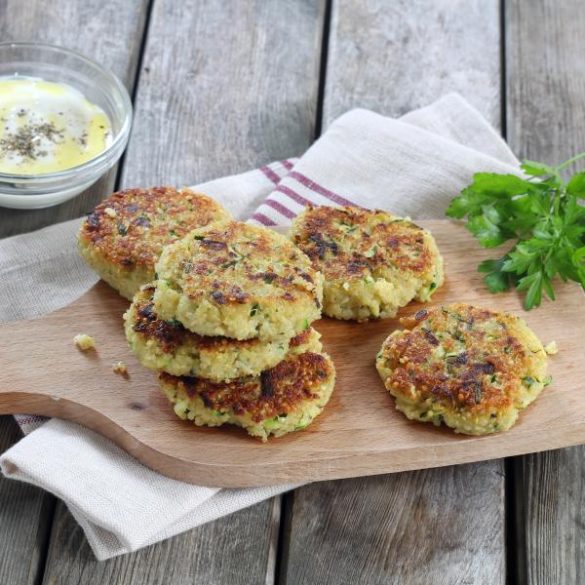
[250,212,277,226]
[274,185,313,207]
[260,165,281,185]
[264,199,296,219]
[289,171,354,206]
[14,415,44,426]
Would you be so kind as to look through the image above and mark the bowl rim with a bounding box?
[0,41,133,183]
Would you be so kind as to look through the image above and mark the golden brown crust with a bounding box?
[289,205,443,321]
[126,285,322,380]
[378,304,547,417]
[153,220,323,340]
[291,205,436,281]
[78,187,230,271]
[131,285,310,354]
[164,221,317,307]
[159,352,334,424]
[288,328,312,348]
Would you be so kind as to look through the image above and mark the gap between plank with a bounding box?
[32,493,57,585]
[499,0,508,141]
[273,491,295,585]
[113,0,157,192]
[505,457,525,585]
[314,0,333,138]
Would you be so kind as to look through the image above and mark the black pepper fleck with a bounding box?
[0,121,65,161]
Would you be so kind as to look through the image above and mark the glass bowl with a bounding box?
[0,42,132,209]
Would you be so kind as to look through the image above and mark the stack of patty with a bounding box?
[123,219,336,441]
[78,188,335,440]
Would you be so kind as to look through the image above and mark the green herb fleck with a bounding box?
[364,245,378,258]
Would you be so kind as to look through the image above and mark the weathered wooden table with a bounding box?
[1,0,583,583]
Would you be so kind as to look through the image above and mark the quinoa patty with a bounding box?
[154,220,323,341]
[159,351,336,441]
[125,284,322,380]
[78,187,231,300]
[290,205,444,321]
[375,303,549,435]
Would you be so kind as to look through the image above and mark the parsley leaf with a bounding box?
[567,171,585,198]
[478,256,514,293]
[520,160,556,177]
[446,153,585,309]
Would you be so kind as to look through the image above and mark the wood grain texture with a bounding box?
[513,448,585,585]
[121,0,325,187]
[41,497,280,585]
[323,0,501,126]
[506,0,585,165]
[36,0,326,577]
[0,0,149,238]
[0,417,54,585]
[283,465,505,585]
[283,1,507,583]
[0,220,581,488]
[506,1,585,583]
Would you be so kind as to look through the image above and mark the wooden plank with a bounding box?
[121,0,324,187]
[284,467,504,585]
[0,417,54,585]
[282,1,506,583]
[323,0,501,125]
[1,222,581,487]
[506,0,585,164]
[506,1,585,583]
[41,498,280,585]
[41,0,325,581]
[512,449,585,585]
[0,0,150,238]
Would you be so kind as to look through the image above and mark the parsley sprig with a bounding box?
[446,153,585,310]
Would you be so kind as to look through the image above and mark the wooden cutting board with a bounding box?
[0,220,583,487]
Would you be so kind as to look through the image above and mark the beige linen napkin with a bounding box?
[0,94,520,560]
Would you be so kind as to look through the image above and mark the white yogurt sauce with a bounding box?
[0,76,112,175]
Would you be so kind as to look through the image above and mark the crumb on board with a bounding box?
[74,334,96,351]
[545,341,558,355]
[113,361,129,377]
